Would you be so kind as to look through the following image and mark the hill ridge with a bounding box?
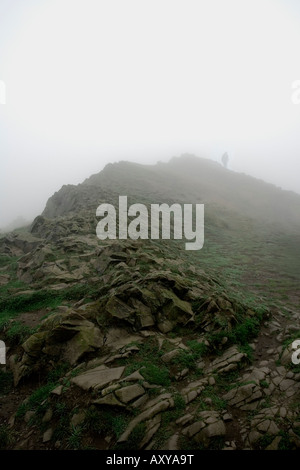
[42,154,300,232]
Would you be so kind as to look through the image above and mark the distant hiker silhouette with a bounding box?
[222,152,229,169]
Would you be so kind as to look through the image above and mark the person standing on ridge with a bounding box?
[222,152,229,169]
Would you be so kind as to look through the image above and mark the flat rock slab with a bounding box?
[206,345,247,374]
[118,398,173,443]
[71,365,125,391]
[223,383,262,407]
[115,384,145,403]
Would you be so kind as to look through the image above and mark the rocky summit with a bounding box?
[0,155,299,451]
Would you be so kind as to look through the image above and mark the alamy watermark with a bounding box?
[291,339,300,365]
[0,80,6,104]
[96,196,204,250]
[0,340,6,364]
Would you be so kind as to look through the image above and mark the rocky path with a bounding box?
[218,305,300,449]
[1,302,298,451]
[0,235,299,451]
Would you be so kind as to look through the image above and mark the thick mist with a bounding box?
[1,0,300,230]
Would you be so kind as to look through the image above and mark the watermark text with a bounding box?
[291,339,300,365]
[291,80,300,104]
[0,80,6,104]
[0,340,6,364]
[96,196,204,250]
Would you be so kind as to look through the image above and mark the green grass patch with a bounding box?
[16,362,71,419]
[0,424,14,450]
[52,406,71,441]
[0,256,19,275]
[255,433,277,450]
[122,338,171,386]
[67,425,83,450]
[201,385,227,411]
[47,362,70,383]
[140,363,170,386]
[238,343,254,361]
[277,431,295,450]
[282,330,300,349]
[0,283,100,331]
[0,255,16,267]
[114,422,146,450]
[0,283,100,317]
[208,311,266,350]
[171,341,207,371]
[0,370,13,395]
[5,321,36,345]
[260,380,269,389]
[16,382,56,418]
[85,407,130,441]
[214,370,240,392]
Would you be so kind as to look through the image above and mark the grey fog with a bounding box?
[1,0,300,230]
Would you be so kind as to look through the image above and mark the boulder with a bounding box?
[194,420,226,445]
[22,331,49,357]
[105,297,135,322]
[62,323,103,364]
[19,313,104,368]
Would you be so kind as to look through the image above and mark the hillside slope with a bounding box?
[0,154,299,451]
[43,154,300,231]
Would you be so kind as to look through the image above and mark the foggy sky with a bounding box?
[1,0,300,229]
